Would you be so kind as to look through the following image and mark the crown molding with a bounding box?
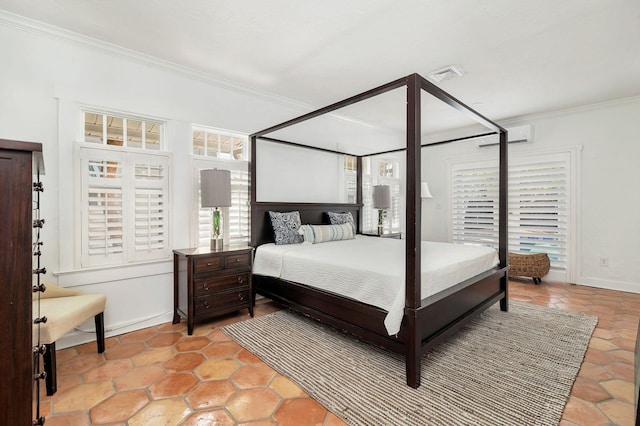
[498,95,640,126]
[0,9,313,112]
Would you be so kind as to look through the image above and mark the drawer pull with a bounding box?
[203,301,210,309]
[203,282,209,291]
[237,277,244,284]
[235,258,240,263]
[207,262,212,266]
[238,293,244,301]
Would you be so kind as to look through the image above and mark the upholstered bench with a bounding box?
[509,252,550,284]
[33,284,106,395]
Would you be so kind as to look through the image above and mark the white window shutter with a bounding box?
[361,175,373,232]
[509,155,569,271]
[451,152,571,273]
[195,165,250,248]
[379,176,402,233]
[130,156,170,261]
[228,170,250,245]
[451,163,500,247]
[81,149,126,266]
[80,147,170,267]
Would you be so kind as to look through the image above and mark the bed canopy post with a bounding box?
[499,129,509,311]
[405,73,422,388]
[356,156,363,233]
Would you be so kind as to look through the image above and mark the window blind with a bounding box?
[80,147,171,267]
[508,158,568,270]
[451,152,570,272]
[196,167,249,247]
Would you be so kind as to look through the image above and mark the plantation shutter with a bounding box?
[80,147,171,267]
[379,176,402,233]
[81,149,125,266]
[131,156,170,261]
[451,152,571,274]
[509,153,569,271]
[228,170,250,245]
[196,166,250,247]
[361,175,373,232]
[345,172,357,204]
[451,162,500,247]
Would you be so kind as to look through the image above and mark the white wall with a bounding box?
[0,16,303,348]
[422,97,640,293]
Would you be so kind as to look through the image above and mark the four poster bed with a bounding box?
[249,73,509,388]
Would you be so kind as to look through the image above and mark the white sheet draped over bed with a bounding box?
[253,235,499,335]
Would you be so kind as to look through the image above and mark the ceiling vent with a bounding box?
[426,65,465,83]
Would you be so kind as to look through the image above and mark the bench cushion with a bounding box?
[33,294,106,345]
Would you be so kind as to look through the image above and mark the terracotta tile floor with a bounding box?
[34,280,639,425]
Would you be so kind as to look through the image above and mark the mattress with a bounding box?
[253,235,499,335]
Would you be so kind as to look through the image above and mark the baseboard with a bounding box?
[576,275,640,294]
[54,311,175,350]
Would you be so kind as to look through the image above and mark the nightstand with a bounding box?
[173,245,253,335]
[361,232,402,239]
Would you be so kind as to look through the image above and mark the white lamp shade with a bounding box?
[372,185,391,209]
[200,169,231,208]
[421,182,433,198]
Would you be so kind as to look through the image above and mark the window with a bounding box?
[361,158,402,234]
[193,127,249,247]
[83,111,161,150]
[377,160,401,234]
[343,155,357,204]
[79,110,170,268]
[193,128,245,160]
[451,151,574,278]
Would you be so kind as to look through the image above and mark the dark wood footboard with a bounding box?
[254,266,508,388]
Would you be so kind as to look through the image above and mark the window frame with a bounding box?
[191,126,250,248]
[78,142,172,268]
[448,146,580,282]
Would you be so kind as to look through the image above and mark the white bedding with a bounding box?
[253,235,499,335]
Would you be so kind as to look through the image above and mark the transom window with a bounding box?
[83,111,162,150]
[193,127,247,160]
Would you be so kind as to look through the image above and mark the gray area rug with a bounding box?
[222,302,597,425]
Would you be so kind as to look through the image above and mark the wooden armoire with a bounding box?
[0,139,45,423]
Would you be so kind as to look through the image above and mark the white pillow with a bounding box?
[298,223,354,244]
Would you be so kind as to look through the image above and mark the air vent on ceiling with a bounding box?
[427,65,465,83]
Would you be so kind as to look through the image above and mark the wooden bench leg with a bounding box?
[95,312,105,353]
[44,342,57,396]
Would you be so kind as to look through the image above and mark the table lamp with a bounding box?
[200,169,231,250]
[372,184,391,236]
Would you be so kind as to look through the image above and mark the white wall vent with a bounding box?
[476,125,532,148]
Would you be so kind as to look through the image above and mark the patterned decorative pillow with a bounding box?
[327,211,356,234]
[269,211,303,245]
[298,223,354,244]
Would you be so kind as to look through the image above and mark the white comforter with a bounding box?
[253,235,499,335]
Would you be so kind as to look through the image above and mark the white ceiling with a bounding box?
[1,0,639,142]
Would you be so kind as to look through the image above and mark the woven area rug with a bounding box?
[222,302,597,426]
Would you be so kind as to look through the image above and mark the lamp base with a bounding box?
[210,237,223,251]
[377,225,384,236]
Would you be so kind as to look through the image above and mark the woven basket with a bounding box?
[509,252,550,284]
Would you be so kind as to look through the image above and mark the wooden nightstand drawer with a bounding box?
[193,256,224,273]
[194,288,250,316]
[225,253,251,269]
[193,272,250,297]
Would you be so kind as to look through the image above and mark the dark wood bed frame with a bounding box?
[249,74,509,388]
